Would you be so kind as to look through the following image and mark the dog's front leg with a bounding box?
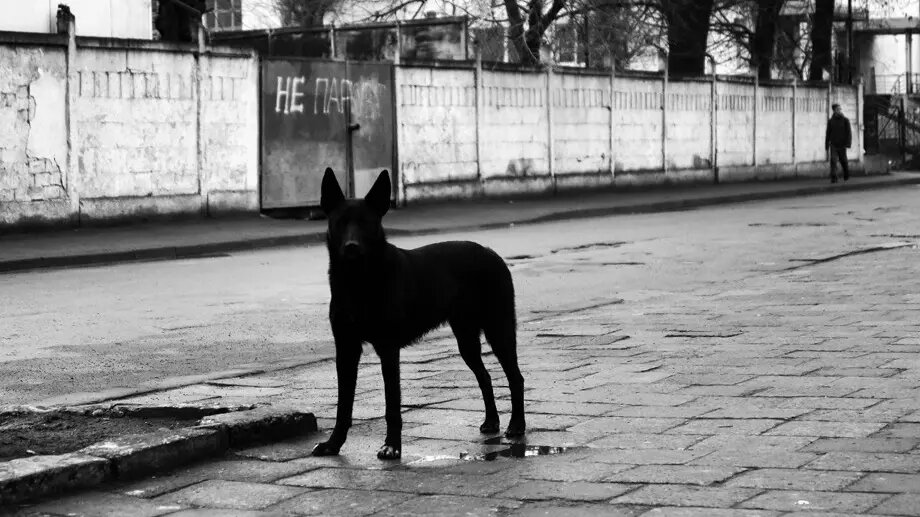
[312,336,362,456]
[376,346,402,460]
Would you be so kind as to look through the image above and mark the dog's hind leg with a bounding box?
[483,322,526,437]
[313,336,362,456]
[375,345,402,460]
[451,320,500,434]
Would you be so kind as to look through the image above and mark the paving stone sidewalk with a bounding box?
[9,236,920,514]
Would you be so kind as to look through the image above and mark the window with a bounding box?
[204,0,242,31]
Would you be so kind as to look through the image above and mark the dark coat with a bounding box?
[825,112,852,149]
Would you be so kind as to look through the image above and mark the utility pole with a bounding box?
[848,0,853,83]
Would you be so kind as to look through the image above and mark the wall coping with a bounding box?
[0,31,67,47]
[0,31,253,58]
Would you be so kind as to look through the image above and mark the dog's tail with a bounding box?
[482,247,518,335]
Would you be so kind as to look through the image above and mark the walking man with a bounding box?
[825,103,852,183]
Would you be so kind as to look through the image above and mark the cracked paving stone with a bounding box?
[373,494,522,517]
[270,488,413,516]
[664,418,781,435]
[503,459,634,482]
[496,480,632,501]
[280,467,517,497]
[114,459,320,498]
[688,449,818,469]
[567,417,684,435]
[870,494,920,516]
[805,452,920,473]
[802,437,920,453]
[277,468,397,490]
[20,491,184,517]
[638,508,779,517]
[737,490,891,513]
[156,510,275,517]
[846,473,920,493]
[689,435,817,452]
[613,484,760,507]
[585,448,708,465]
[154,480,306,510]
[603,465,744,485]
[722,468,865,491]
[764,421,887,438]
[587,433,704,450]
[509,502,637,517]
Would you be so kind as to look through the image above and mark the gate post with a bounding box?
[196,24,209,215]
[753,72,758,167]
[64,13,80,222]
[662,62,668,175]
[474,52,483,181]
[609,65,615,177]
[792,77,797,176]
[710,56,717,183]
[546,65,556,192]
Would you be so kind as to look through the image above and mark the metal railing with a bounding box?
[870,73,920,95]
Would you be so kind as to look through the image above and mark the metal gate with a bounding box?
[260,58,395,209]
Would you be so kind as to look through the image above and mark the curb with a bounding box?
[526,176,920,225]
[0,407,317,506]
[0,233,327,273]
[29,356,330,409]
[1,176,918,273]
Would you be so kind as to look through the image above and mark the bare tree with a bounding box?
[661,0,716,76]
[807,0,833,80]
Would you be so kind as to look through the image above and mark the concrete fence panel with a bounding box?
[716,81,756,167]
[479,69,550,182]
[201,54,259,213]
[395,66,478,186]
[611,76,664,172]
[552,71,610,176]
[666,79,712,171]
[0,41,70,226]
[74,47,199,202]
[796,86,831,165]
[756,84,795,166]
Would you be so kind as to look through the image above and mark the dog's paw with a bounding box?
[377,444,401,460]
[312,441,342,456]
[479,419,500,434]
[504,420,526,438]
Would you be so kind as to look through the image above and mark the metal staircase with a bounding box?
[864,76,920,167]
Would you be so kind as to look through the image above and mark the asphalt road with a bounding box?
[1,186,918,406]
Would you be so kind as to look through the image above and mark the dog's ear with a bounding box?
[321,167,345,215]
[364,170,391,217]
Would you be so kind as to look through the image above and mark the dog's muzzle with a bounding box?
[343,241,363,260]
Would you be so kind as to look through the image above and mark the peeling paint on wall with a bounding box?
[0,46,68,210]
[26,68,67,174]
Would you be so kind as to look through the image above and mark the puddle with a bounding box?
[459,443,576,461]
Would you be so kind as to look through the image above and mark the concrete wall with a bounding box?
[395,64,866,202]
[0,32,259,229]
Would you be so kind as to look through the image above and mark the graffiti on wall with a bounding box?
[273,74,387,122]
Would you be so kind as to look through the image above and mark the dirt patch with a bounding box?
[0,411,199,462]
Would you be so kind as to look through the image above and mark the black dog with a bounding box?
[312,168,526,460]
